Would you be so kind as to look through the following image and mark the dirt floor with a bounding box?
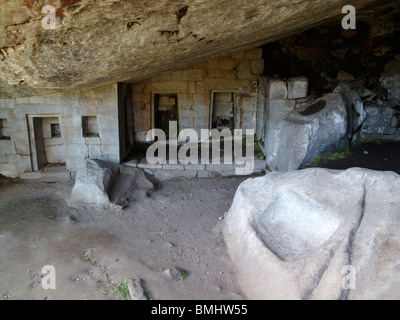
[0,174,247,300]
[1,140,399,300]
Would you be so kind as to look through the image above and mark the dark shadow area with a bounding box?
[304,141,400,174]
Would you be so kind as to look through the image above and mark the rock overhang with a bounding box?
[1,0,399,99]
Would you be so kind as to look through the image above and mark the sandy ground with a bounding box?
[0,175,248,300]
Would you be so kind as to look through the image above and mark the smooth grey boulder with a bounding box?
[223,168,400,300]
[70,158,120,207]
[268,93,351,171]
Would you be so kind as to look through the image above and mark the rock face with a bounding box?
[0,0,398,98]
[223,168,400,300]
[70,158,154,208]
[70,158,120,207]
[361,104,400,140]
[380,55,400,104]
[268,93,351,171]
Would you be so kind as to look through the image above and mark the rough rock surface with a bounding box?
[361,104,400,140]
[70,158,120,207]
[380,54,400,104]
[0,0,399,98]
[70,158,154,208]
[268,93,351,171]
[223,167,400,300]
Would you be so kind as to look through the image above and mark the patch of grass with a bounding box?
[306,150,348,166]
[178,271,188,281]
[352,137,400,146]
[0,201,17,213]
[352,137,385,146]
[114,281,131,300]
[81,249,95,263]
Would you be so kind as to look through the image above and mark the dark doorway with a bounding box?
[212,92,234,130]
[32,117,47,170]
[154,94,178,137]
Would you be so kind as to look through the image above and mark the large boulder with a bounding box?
[267,93,351,171]
[223,167,400,300]
[70,158,120,207]
[70,158,154,208]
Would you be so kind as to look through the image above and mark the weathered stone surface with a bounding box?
[379,55,400,104]
[161,267,187,281]
[0,0,396,99]
[108,164,154,208]
[70,158,120,207]
[41,165,71,182]
[223,167,400,300]
[287,76,308,99]
[266,93,351,171]
[70,159,154,208]
[127,279,148,300]
[267,79,288,100]
[361,104,399,139]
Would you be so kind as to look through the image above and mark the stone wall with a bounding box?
[0,84,121,178]
[131,47,264,142]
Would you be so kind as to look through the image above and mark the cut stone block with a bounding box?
[163,163,185,170]
[244,48,263,60]
[184,164,206,171]
[154,170,198,181]
[250,59,264,74]
[0,163,18,178]
[182,69,204,81]
[0,140,16,156]
[20,171,43,180]
[88,144,103,158]
[287,76,308,99]
[41,166,71,182]
[267,79,288,100]
[206,163,234,171]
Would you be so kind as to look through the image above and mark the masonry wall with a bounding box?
[0,83,120,178]
[131,47,264,142]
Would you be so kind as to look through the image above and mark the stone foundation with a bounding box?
[124,157,267,181]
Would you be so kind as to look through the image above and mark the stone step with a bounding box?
[20,165,71,182]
